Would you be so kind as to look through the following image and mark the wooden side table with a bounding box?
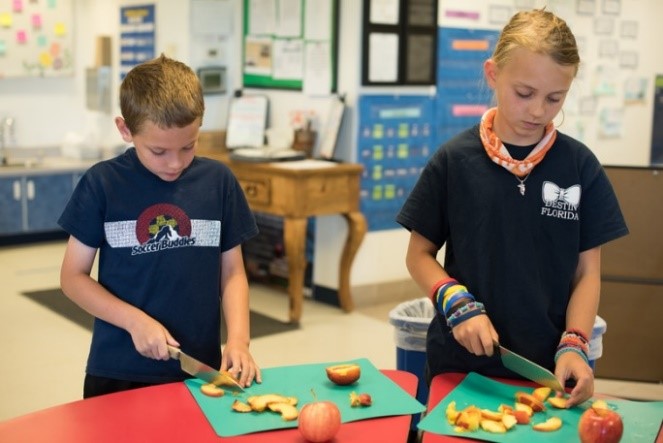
[198,151,367,323]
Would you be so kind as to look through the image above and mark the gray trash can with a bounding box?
[388,297,435,430]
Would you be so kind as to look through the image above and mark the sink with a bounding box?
[1,158,41,168]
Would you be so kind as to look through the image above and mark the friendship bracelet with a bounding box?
[442,292,473,316]
[446,301,486,328]
[564,328,589,344]
[428,277,457,300]
[447,305,486,329]
[554,346,589,365]
[445,298,472,317]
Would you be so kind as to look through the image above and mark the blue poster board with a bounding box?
[435,27,498,148]
[119,4,156,79]
[357,95,436,231]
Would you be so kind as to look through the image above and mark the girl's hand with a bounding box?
[221,341,262,388]
[451,314,500,356]
[554,351,594,407]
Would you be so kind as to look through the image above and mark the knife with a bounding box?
[167,345,244,393]
[494,341,564,392]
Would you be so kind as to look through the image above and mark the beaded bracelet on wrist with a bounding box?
[446,301,486,328]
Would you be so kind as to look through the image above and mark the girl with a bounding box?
[396,9,628,407]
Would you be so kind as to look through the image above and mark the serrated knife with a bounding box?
[494,341,564,392]
[167,345,244,393]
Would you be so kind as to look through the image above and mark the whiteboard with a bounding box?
[0,0,75,78]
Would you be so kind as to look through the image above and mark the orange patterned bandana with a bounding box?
[479,107,557,178]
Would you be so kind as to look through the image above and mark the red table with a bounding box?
[421,372,663,443]
[0,370,417,443]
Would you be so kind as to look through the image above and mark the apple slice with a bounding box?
[267,402,299,421]
[532,387,552,402]
[502,413,518,430]
[591,399,610,410]
[515,391,546,412]
[445,401,460,424]
[498,404,514,414]
[231,399,253,413]
[548,396,568,409]
[480,409,503,421]
[480,419,507,433]
[325,363,361,385]
[455,409,481,431]
[532,416,563,432]
[248,394,290,412]
[200,383,224,397]
[514,402,533,417]
[513,409,531,425]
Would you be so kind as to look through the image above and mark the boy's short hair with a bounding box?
[119,54,205,135]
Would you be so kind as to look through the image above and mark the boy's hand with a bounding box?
[451,314,499,357]
[554,352,594,407]
[221,341,262,388]
[127,312,179,360]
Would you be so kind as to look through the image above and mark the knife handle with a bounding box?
[167,345,181,360]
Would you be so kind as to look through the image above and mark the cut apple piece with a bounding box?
[267,402,299,421]
[502,413,518,430]
[532,416,563,432]
[326,363,361,385]
[591,399,610,411]
[480,409,503,421]
[532,387,552,402]
[445,401,460,424]
[200,383,224,397]
[513,409,531,425]
[247,394,290,412]
[480,419,507,433]
[515,391,546,412]
[231,399,253,413]
[455,409,481,431]
[498,404,514,415]
[514,402,533,417]
[548,396,568,409]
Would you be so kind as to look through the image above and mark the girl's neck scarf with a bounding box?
[479,107,557,178]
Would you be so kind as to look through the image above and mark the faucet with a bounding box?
[1,116,15,166]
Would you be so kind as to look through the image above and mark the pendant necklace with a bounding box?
[516,173,531,196]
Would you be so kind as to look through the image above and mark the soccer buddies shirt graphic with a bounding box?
[104,203,221,254]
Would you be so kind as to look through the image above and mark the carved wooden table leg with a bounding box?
[283,216,308,323]
[338,211,367,312]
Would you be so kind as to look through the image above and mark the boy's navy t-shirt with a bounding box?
[58,148,258,383]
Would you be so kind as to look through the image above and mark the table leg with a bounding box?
[338,211,367,312]
[283,216,307,324]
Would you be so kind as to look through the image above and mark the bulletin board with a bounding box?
[242,0,338,93]
[0,0,74,78]
[357,94,436,231]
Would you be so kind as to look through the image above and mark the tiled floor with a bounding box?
[1,240,661,423]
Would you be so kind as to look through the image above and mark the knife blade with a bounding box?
[494,342,564,392]
[167,345,244,393]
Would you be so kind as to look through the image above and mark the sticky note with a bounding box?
[0,13,12,28]
[0,40,7,55]
[37,34,47,46]
[31,13,42,28]
[13,0,23,13]
[50,41,60,56]
[54,22,66,36]
[16,29,27,44]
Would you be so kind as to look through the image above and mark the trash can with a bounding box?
[588,316,607,370]
[388,297,435,430]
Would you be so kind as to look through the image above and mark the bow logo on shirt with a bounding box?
[542,182,581,207]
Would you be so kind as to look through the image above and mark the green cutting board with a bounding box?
[184,357,426,437]
[418,372,663,442]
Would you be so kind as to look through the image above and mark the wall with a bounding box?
[1,0,662,296]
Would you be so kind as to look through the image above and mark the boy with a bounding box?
[59,54,261,398]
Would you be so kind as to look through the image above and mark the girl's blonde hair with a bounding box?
[492,9,580,75]
[119,54,204,135]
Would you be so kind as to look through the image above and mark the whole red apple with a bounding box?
[578,402,624,443]
[298,400,341,442]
